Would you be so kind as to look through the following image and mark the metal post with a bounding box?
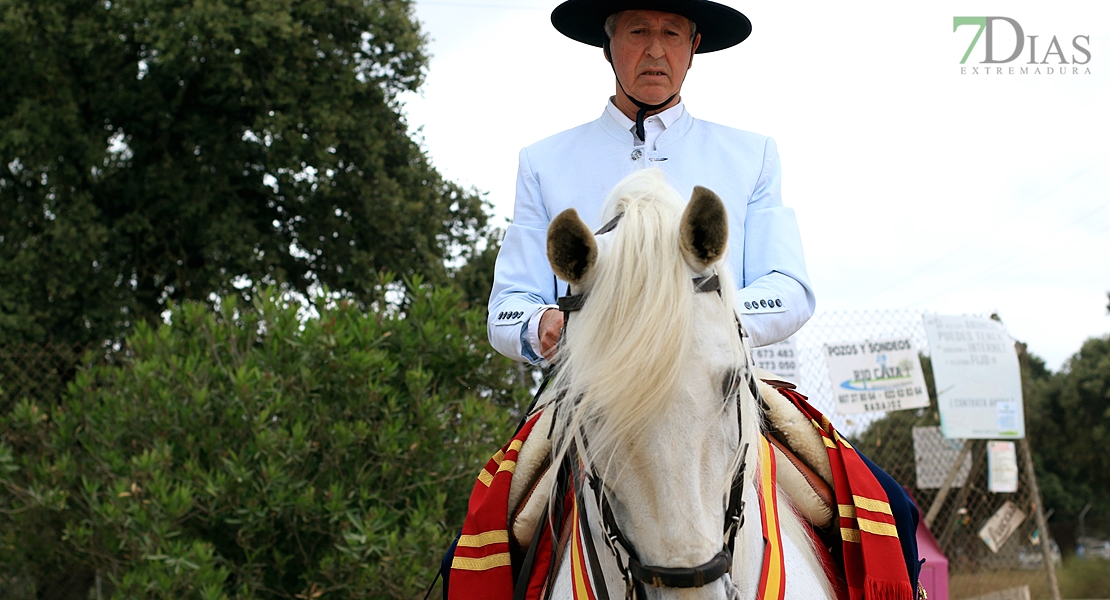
[1078,502,1092,543]
[938,440,985,552]
[924,439,972,530]
[1020,437,1061,600]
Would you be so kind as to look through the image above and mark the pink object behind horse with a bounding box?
[918,519,950,600]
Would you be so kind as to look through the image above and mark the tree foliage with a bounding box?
[1027,334,1110,520]
[0,286,526,599]
[0,0,488,346]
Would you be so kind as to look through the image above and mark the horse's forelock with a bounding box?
[548,169,741,481]
[600,168,684,223]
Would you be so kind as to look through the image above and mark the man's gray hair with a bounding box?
[603,11,698,42]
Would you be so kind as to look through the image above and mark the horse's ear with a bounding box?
[547,208,598,285]
[680,186,729,271]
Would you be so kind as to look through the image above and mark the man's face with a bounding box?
[608,10,701,106]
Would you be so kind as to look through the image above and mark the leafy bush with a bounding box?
[1,284,526,599]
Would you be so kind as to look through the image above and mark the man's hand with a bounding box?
[538,308,564,361]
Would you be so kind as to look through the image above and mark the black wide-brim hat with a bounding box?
[551,0,752,54]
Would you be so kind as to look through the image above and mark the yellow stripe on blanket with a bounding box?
[853,495,893,515]
[858,518,899,538]
[489,440,524,468]
[458,530,509,548]
[452,553,512,571]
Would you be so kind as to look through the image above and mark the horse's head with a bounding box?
[544,169,762,598]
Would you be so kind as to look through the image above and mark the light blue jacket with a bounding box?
[488,105,816,363]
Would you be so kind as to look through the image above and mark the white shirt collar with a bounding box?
[605,98,686,150]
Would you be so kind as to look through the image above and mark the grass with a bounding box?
[947,558,1110,599]
[1056,556,1110,599]
[950,569,1051,598]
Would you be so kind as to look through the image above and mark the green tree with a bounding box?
[0,0,488,346]
[1027,334,1110,520]
[1,286,525,599]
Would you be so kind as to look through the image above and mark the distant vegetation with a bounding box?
[1,0,517,597]
[0,0,496,348]
[1,287,525,598]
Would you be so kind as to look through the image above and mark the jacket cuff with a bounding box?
[526,306,558,361]
[520,306,556,365]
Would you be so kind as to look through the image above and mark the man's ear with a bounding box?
[603,40,612,64]
[689,33,701,67]
[679,185,728,271]
[547,209,598,285]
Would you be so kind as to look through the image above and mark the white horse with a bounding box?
[536,169,835,600]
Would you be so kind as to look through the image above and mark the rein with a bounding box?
[549,212,749,599]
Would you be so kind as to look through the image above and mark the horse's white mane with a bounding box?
[538,170,833,600]
[545,169,757,486]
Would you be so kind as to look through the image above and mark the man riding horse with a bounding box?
[488,0,814,365]
[474,1,924,598]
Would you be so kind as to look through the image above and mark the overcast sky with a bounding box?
[399,0,1110,371]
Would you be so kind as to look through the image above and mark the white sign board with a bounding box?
[978,500,1026,553]
[913,426,971,489]
[923,315,1025,439]
[753,337,798,383]
[988,441,1020,493]
[824,338,930,414]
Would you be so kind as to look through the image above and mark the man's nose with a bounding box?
[646,35,665,58]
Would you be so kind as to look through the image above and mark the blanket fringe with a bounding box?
[864,575,913,600]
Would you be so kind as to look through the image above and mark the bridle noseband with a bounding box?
[553,212,751,599]
[564,437,748,599]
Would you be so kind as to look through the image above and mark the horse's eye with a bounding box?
[721,369,743,399]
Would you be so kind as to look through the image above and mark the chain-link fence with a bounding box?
[0,343,101,412]
[778,309,1061,600]
[1,343,105,596]
[787,308,931,434]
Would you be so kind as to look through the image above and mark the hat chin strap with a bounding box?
[604,39,682,143]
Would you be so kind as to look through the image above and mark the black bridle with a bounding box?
[550,212,751,599]
[563,434,749,599]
